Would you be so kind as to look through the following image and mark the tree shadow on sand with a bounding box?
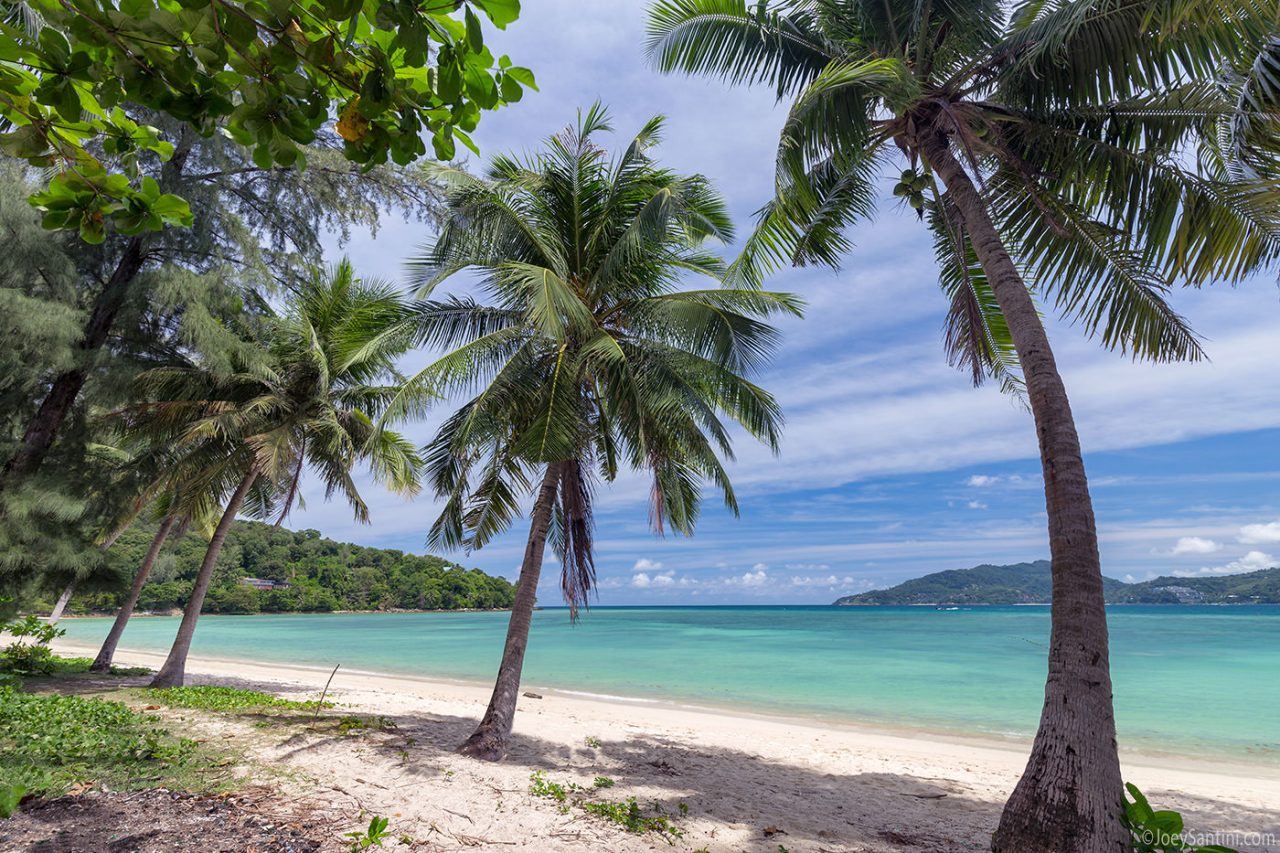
[52,671,1276,852]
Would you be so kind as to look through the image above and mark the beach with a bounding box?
[50,639,1280,852]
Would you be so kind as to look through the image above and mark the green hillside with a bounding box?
[1110,567,1280,604]
[833,561,1278,605]
[69,520,516,615]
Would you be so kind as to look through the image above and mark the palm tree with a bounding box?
[397,105,800,760]
[89,490,218,672]
[646,2,1280,849]
[126,261,422,687]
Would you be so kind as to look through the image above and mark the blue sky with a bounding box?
[295,1,1280,603]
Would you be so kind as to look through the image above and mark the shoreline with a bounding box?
[52,638,1280,783]
[53,606,514,619]
[47,639,1280,851]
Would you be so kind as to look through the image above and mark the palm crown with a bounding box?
[648,0,1280,389]
[126,260,421,524]
[402,105,802,613]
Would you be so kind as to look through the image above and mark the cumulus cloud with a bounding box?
[631,569,676,588]
[632,558,664,572]
[1238,520,1280,545]
[1170,536,1222,556]
[789,574,859,587]
[967,500,988,510]
[729,564,770,587]
[1175,550,1276,577]
[965,474,1024,488]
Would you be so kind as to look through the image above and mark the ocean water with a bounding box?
[57,605,1280,761]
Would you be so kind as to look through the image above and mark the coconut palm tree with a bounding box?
[89,490,218,672]
[125,261,422,687]
[646,1,1280,849]
[396,105,800,760]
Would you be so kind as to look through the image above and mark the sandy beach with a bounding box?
[49,639,1280,852]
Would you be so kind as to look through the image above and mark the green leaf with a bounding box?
[505,66,536,89]
[79,215,106,244]
[472,0,519,29]
[464,7,483,52]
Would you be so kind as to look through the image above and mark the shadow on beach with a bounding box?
[22,668,1280,852]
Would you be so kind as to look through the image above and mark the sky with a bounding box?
[294,0,1280,604]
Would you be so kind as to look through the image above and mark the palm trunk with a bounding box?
[91,514,178,673]
[150,467,258,688]
[923,132,1127,852]
[47,580,77,623]
[458,463,560,761]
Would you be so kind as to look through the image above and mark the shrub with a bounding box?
[0,616,64,676]
[1123,783,1238,853]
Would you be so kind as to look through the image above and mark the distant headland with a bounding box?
[833,560,1280,605]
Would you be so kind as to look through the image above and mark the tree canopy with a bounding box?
[0,0,532,242]
[647,0,1280,390]
[404,105,800,614]
[63,519,518,614]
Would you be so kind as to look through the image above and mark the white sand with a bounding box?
[53,640,1280,851]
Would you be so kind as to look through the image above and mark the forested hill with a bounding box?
[833,561,1280,605]
[74,520,516,615]
[1109,567,1280,604]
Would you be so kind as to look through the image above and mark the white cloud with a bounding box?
[1170,536,1222,556]
[631,568,676,588]
[790,574,840,587]
[1238,520,1280,545]
[732,566,769,587]
[967,475,999,487]
[1176,550,1276,577]
[632,558,664,572]
[967,500,988,510]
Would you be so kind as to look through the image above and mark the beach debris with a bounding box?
[910,792,947,799]
[762,824,787,837]
[522,691,543,699]
[647,758,678,775]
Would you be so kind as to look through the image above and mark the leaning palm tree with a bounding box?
[89,490,217,673]
[125,261,422,687]
[396,105,800,760]
[646,1,1280,849]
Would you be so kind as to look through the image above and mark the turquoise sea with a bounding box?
[57,605,1279,761]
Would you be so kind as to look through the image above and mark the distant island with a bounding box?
[833,560,1280,605]
[65,520,517,616]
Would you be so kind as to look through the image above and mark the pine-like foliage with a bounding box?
[0,125,445,602]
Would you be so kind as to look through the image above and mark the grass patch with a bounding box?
[529,771,684,842]
[0,686,224,800]
[0,654,150,686]
[336,714,396,734]
[45,656,150,677]
[138,686,331,713]
[582,798,683,838]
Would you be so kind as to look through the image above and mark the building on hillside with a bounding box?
[239,577,291,591]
